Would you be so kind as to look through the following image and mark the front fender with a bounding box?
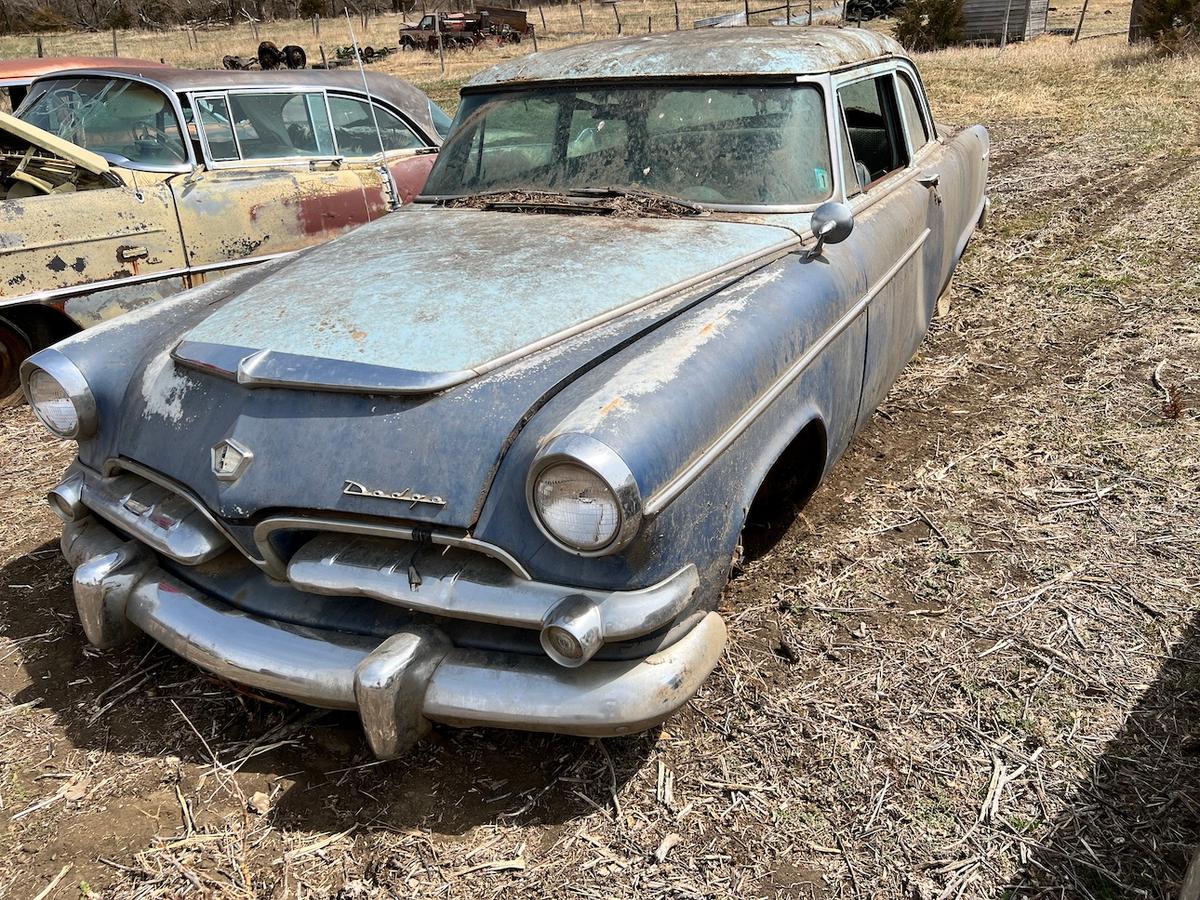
[474,246,868,600]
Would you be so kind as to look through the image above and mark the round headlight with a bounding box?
[21,349,97,439]
[533,463,620,551]
[27,369,79,436]
[527,433,643,556]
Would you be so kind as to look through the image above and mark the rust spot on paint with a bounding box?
[599,396,626,418]
[295,189,372,236]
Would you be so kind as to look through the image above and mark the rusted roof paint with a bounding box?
[466,27,905,88]
[180,206,794,377]
[0,56,169,87]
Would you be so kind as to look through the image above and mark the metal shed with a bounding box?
[962,0,1048,41]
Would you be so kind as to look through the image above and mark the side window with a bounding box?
[195,95,238,161]
[328,95,425,156]
[837,75,908,189]
[896,72,931,152]
[227,91,334,160]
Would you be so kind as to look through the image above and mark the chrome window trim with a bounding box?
[19,347,98,439]
[526,433,643,557]
[832,64,912,193]
[644,227,932,515]
[253,515,531,581]
[325,90,434,158]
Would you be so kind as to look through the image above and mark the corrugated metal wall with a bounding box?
[962,0,1048,41]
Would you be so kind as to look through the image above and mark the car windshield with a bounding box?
[17,76,187,167]
[423,82,832,207]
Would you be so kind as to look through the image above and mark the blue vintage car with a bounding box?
[21,27,988,757]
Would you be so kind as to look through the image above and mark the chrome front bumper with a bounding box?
[60,516,727,758]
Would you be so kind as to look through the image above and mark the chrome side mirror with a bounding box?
[806,201,855,260]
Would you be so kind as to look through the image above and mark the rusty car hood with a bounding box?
[91,207,797,536]
[0,109,111,175]
[174,205,795,394]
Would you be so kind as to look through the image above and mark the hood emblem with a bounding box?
[343,480,446,508]
[211,439,253,481]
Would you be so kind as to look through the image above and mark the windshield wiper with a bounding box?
[565,186,705,216]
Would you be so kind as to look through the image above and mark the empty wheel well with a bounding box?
[0,303,81,354]
[741,419,829,563]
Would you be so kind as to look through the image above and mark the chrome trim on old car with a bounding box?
[342,479,446,507]
[527,432,644,557]
[286,533,697,666]
[61,515,726,756]
[253,515,531,580]
[644,228,932,515]
[20,348,99,440]
[74,468,231,565]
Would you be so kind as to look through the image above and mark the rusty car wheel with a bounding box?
[0,317,33,407]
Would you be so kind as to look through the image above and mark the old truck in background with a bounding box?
[398,8,530,51]
[0,65,447,404]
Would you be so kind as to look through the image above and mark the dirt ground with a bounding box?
[0,34,1198,900]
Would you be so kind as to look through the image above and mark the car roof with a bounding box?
[28,66,442,143]
[0,56,169,87]
[466,26,906,89]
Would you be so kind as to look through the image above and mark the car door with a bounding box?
[834,66,937,432]
[172,89,374,273]
[326,92,439,213]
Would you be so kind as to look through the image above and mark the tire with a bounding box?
[0,316,33,408]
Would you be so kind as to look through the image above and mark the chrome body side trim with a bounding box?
[61,515,726,754]
[286,533,697,644]
[0,250,296,312]
[645,227,932,515]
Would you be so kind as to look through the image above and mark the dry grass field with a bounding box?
[1,22,1198,900]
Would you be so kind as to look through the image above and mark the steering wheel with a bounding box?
[133,125,187,162]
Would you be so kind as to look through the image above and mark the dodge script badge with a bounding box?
[343,480,447,507]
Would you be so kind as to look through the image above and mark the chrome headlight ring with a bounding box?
[20,347,98,440]
[526,433,643,558]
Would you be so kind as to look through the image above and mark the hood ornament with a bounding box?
[343,480,446,508]
[211,439,253,481]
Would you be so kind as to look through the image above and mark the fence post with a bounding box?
[647,14,652,30]
[612,2,622,33]
[36,35,43,58]
[674,0,679,28]
[111,27,118,56]
[999,0,1013,47]
[785,0,790,22]
[320,43,328,67]
[1072,0,1090,40]
[743,0,750,24]
[579,2,585,28]
[808,0,813,23]
[531,23,538,49]
[538,5,547,29]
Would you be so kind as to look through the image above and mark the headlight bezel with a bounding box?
[526,433,642,557]
[20,348,98,440]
